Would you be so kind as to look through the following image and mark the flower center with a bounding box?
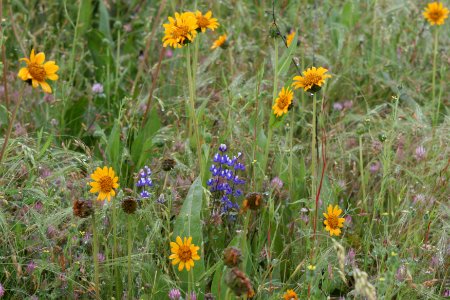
[178,245,192,261]
[305,73,322,86]
[429,10,443,21]
[99,176,113,193]
[327,215,339,229]
[196,16,210,28]
[173,25,190,40]
[28,63,46,82]
[277,95,290,109]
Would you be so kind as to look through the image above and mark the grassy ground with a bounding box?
[0,0,449,299]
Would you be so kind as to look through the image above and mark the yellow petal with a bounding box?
[32,79,39,88]
[178,261,184,271]
[44,61,59,74]
[186,262,191,271]
[34,52,45,64]
[171,258,180,265]
[176,236,183,247]
[18,67,30,80]
[30,49,36,62]
[39,81,52,93]
[47,74,58,81]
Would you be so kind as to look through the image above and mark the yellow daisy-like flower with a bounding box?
[169,236,201,272]
[423,2,449,26]
[292,67,331,92]
[323,204,345,236]
[272,87,293,117]
[211,34,228,50]
[162,12,198,48]
[89,166,119,201]
[17,49,59,93]
[195,11,219,32]
[282,289,299,300]
[286,30,295,47]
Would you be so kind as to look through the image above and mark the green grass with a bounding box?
[0,0,449,299]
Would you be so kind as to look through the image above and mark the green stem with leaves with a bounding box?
[431,28,439,125]
[92,208,100,299]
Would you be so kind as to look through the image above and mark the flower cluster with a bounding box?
[207,144,246,215]
[136,166,153,199]
[162,10,219,48]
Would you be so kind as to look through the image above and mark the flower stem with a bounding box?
[186,45,204,182]
[311,93,317,225]
[112,200,121,298]
[0,86,25,165]
[127,214,133,299]
[288,108,295,201]
[359,134,366,207]
[262,38,279,184]
[92,207,100,299]
[432,28,439,126]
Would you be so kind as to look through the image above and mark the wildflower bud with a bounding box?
[356,123,366,135]
[378,133,387,142]
[121,196,138,214]
[225,267,255,298]
[309,84,322,93]
[242,192,263,212]
[223,247,242,267]
[113,20,122,30]
[269,24,279,39]
[162,158,176,171]
[72,199,93,218]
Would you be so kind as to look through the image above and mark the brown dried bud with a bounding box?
[72,199,93,218]
[242,192,263,212]
[162,158,176,171]
[204,293,215,300]
[121,197,137,214]
[223,247,242,267]
[225,267,255,298]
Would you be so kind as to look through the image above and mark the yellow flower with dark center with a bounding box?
[18,49,59,93]
[283,289,299,300]
[323,204,345,236]
[423,2,449,25]
[286,30,295,47]
[211,34,228,49]
[162,12,198,48]
[89,166,119,201]
[292,67,331,92]
[272,87,293,117]
[169,236,200,271]
[195,11,219,32]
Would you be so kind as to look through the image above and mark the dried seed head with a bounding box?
[225,267,255,298]
[121,196,138,214]
[72,199,93,218]
[353,268,377,300]
[223,247,242,268]
[242,192,263,212]
[162,158,177,171]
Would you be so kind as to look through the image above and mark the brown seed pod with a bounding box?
[242,192,263,212]
[223,247,242,268]
[161,158,176,171]
[121,196,138,214]
[225,267,255,298]
[72,199,93,218]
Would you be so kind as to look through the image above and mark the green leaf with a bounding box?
[64,97,88,137]
[78,0,93,37]
[130,109,161,167]
[98,1,113,43]
[173,177,205,292]
[106,119,121,169]
[277,35,298,77]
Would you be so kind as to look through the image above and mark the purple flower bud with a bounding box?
[270,177,283,190]
[415,146,426,161]
[369,161,381,174]
[343,100,353,109]
[219,144,227,152]
[92,83,104,94]
[26,261,37,274]
[168,289,181,300]
[97,253,105,263]
[333,102,343,111]
[189,291,197,300]
[0,283,4,297]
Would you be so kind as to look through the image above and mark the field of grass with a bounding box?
[0,0,449,299]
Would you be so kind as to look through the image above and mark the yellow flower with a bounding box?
[286,30,295,47]
[307,264,316,270]
[169,236,200,271]
[423,2,449,26]
[272,87,293,117]
[323,204,345,236]
[89,166,119,201]
[292,67,331,92]
[195,11,219,32]
[282,289,298,300]
[211,34,228,49]
[18,49,59,93]
[162,12,198,48]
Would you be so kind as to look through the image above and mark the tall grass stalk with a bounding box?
[431,28,439,125]
[92,207,100,299]
[127,214,133,299]
[186,45,203,181]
